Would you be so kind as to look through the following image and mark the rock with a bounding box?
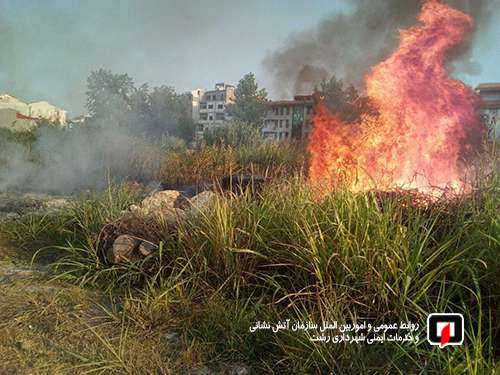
[138,241,156,257]
[179,182,211,199]
[189,191,216,210]
[177,191,216,212]
[129,204,140,212]
[106,235,141,264]
[130,190,181,218]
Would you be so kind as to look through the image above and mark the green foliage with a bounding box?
[85,69,196,142]
[226,73,268,127]
[319,74,375,123]
[201,120,264,148]
[86,68,135,120]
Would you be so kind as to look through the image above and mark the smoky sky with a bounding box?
[0,0,498,115]
[0,0,343,116]
[263,0,499,97]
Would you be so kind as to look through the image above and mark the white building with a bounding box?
[28,101,67,125]
[191,83,235,138]
[476,83,500,138]
[261,95,314,141]
[0,93,67,131]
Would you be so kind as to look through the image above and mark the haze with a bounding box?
[0,0,498,116]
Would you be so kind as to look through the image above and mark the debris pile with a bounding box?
[102,174,269,264]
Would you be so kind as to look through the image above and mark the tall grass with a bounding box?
[157,142,306,188]
[1,139,498,373]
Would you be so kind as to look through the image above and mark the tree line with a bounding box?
[84,69,372,144]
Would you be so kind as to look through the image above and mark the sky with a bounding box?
[0,0,498,116]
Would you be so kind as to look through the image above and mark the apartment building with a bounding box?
[476,83,500,138]
[261,95,314,141]
[191,83,235,138]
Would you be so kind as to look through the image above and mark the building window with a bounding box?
[200,114,208,120]
[200,103,207,109]
[274,107,279,115]
[285,107,289,116]
[217,104,224,110]
[285,119,289,128]
[208,104,214,109]
[280,107,284,116]
[216,113,225,120]
[209,115,213,121]
[307,106,312,114]
[198,124,204,131]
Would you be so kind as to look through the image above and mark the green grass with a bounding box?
[1,144,498,374]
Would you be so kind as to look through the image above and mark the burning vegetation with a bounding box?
[309,0,487,198]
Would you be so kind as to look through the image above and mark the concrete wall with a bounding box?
[0,108,37,132]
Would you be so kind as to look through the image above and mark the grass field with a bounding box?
[0,142,498,374]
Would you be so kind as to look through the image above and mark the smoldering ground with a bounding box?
[263,0,497,97]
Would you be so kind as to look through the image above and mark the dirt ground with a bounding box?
[0,239,181,375]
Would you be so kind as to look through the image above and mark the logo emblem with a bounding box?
[427,313,464,348]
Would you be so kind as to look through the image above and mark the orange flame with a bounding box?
[308,0,486,197]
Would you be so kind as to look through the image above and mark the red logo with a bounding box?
[440,323,451,348]
[427,314,464,348]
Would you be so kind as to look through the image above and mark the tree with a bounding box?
[148,86,195,141]
[319,75,375,123]
[86,69,134,120]
[85,69,195,142]
[226,73,268,127]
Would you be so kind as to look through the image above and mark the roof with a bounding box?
[476,83,500,92]
[0,94,26,104]
[266,100,313,107]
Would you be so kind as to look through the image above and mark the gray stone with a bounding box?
[138,241,156,257]
[106,235,141,264]
[130,190,182,220]
[178,191,217,214]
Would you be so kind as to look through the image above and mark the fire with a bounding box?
[308,0,486,197]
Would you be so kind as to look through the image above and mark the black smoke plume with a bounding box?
[263,0,496,97]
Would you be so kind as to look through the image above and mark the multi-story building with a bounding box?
[476,83,500,138]
[261,95,314,141]
[191,83,235,138]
